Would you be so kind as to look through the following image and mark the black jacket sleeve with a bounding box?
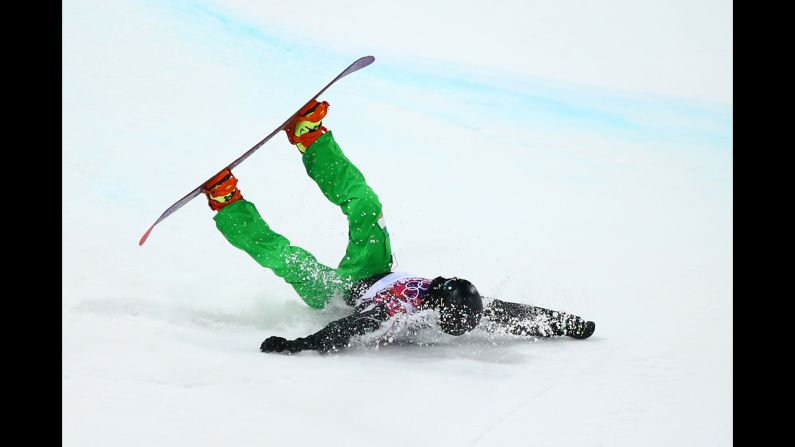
[481,298,591,338]
[261,305,391,354]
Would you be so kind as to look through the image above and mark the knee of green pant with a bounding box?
[347,194,383,225]
[303,297,328,309]
[297,289,332,309]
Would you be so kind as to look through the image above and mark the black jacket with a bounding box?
[261,289,593,354]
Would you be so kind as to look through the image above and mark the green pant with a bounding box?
[213,132,393,308]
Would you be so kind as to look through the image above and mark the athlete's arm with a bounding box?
[260,305,390,354]
[481,298,595,339]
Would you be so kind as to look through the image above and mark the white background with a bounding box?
[63,0,732,445]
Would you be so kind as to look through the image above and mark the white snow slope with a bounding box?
[63,1,732,446]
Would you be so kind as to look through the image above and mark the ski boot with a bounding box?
[202,168,243,211]
[284,99,329,153]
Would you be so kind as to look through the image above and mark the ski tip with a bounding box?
[358,55,375,66]
[139,224,155,246]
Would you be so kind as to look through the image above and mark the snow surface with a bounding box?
[63,0,732,446]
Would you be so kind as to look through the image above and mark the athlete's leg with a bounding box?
[301,132,393,282]
[214,199,350,309]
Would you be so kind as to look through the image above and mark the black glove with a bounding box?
[261,336,288,353]
[260,336,312,354]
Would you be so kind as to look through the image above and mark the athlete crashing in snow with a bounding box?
[202,100,596,354]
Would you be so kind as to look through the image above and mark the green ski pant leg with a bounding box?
[302,131,393,282]
[213,200,348,309]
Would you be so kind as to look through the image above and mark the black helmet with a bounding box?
[428,277,483,336]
